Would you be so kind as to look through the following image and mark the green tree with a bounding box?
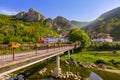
[0,34,5,43]
[69,28,91,50]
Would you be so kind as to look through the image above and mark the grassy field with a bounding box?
[61,50,120,69]
[13,58,120,80]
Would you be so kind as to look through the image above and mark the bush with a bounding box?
[95,59,106,64]
[89,42,120,51]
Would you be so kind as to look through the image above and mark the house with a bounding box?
[59,34,68,43]
[91,32,113,42]
[44,35,58,43]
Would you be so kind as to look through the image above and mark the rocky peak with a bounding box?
[15,8,46,22]
[28,8,35,13]
[15,12,26,19]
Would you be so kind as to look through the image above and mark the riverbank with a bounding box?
[9,57,120,80]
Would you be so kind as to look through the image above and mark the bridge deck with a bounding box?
[0,46,74,77]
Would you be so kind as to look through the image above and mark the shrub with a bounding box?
[95,59,106,64]
[89,42,120,51]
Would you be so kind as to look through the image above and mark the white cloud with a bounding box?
[0,9,18,15]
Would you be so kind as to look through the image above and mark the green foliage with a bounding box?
[14,59,120,80]
[69,28,91,49]
[95,59,106,64]
[89,42,120,50]
[85,7,120,41]
[0,14,58,44]
[62,50,120,69]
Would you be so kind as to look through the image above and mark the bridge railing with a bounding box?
[0,43,75,62]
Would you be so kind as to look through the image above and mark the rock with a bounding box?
[38,68,47,75]
[15,12,26,19]
[66,72,69,78]
[91,63,97,68]
[15,8,46,22]
[17,74,24,80]
[44,18,54,27]
[7,77,14,80]
[79,62,84,67]
[39,71,43,75]
[89,72,103,80]
[12,74,18,79]
[42,68,47,73]
[78,75,82,79]
[73,61,78,66]
[97,63,107,69]
[50,70,53,74]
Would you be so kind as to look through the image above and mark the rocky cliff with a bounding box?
[15,8,46,22]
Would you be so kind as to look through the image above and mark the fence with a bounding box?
[0,43,75,63]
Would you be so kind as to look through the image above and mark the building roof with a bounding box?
[60,34,68,38]
[44,34,57,38]
[92,32,112,39]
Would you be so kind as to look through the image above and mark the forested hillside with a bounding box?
[84,7,120,41]
[71,20,90,28]
[0,8,79,44]
[0,14,58,44]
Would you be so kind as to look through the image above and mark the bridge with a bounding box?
[0,44,75,78]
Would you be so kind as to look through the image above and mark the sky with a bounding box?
[0,0,120,21]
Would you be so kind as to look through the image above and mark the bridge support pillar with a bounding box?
[52,55,62,77]
[68,50,70,61]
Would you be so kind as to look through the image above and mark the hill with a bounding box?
[71,20,90,28]
[53,16,75,34]
[84,7,120,41]
[0,9,58,44]
[0,8,78,44]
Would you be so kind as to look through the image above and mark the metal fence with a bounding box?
[0,43,75,63]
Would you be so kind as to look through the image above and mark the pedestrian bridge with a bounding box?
[0,44,75,77]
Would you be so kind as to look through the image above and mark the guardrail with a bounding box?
[0,43,75,63]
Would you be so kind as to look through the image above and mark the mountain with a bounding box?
[15,9,76,33]
[0,8,78,44]
[54,16,74,28]
[71,20,90,28]
[84,7,120,41]
[15,8,46,22]
[53,16,76,34]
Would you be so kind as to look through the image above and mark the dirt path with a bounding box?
[104,69,120,74]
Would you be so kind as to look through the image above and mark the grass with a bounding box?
[13,58,120,80]
[61,50,120,69]
[11,50,120,80]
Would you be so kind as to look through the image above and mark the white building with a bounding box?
[59,34,68,43]
[91,33,113,42]
[44,35,58,43]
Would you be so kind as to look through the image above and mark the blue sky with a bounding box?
[0,0,120,21]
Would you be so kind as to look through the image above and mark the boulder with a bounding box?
[97,63,107,69]
[17,74,24,80]
[38,68,47,75]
